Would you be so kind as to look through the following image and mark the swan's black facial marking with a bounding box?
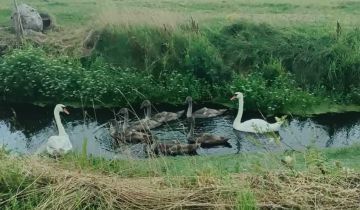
[185,96,193,103]
[58,104,69,115]
[231,92,243,100]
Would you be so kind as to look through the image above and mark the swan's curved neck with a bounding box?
[186,101,193,118]
[234,98,244,126]
[54,110,66,136]
[187,118,195,140]
[122,111,129,132]
[145,106,151,120]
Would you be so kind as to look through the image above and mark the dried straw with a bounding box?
[19,158,235,209]
[2,156,359,209]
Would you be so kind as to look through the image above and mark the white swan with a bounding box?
[38,104,73,156]
[231,92,286,133]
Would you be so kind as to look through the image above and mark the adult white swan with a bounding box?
[231,92,286,133]
[36,104,73,156]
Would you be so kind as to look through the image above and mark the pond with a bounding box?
[0,103,359,159]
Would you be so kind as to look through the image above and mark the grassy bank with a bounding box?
[0,145,359,209]
[1,23,359,115]
[0,0,359,115]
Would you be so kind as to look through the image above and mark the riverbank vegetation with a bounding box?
[0,144,359,209]
[1,1,360,116]
[1,21,360,115]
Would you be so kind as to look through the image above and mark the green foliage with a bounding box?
[80,57,158,105]
[0,9,11,27]
[231,71,320,114]
[155,71,209,104]
[184,34,232,83]
[290,30,360,93]
[1,21,360,112]
[95,26,232,84]
[261,58,285,83]
[337,1,360,13]
[0,46,208,106]
[212,22,287,73]
[211,22,360,104]
[0,46,83,102]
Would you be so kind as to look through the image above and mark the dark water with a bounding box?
[0,104,359,159]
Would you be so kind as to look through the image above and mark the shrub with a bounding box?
[231,71,320,114]
[0,46,83,102]
[0,47,209,107]
[211,22,360,104]
[94,25,232,84]
[184,35,231,83]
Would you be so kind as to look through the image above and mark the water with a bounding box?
[0,104,359,159]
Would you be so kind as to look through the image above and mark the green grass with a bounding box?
[0,144,359,209]
[337,1,360,13]
[56,144,360,178]
[236,190,257,210]
[0,8,11,27]
[0,142,360,209]
[324,145,360,169]
[1,0,360,29]
[1,22,359,113]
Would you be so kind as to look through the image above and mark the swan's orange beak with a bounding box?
[63,108,70,115]
[230,96,237,101]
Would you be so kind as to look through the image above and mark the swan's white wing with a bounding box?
[234,119,272,133]
[46,135,72,156]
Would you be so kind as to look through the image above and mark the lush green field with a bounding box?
[0,144,359,209]
[2,0,360,28]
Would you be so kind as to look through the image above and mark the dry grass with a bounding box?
[15,157,237,209]
[243,172,360,209]
[94,8,191,29]
[2,155,359,209]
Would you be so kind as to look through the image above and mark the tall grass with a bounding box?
[2,21,359,114]
[0,145,359,209]
[211,22,360,95]
[92,21,360,106]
